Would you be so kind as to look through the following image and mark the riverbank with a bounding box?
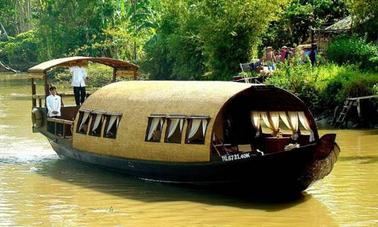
[264,63,378,127]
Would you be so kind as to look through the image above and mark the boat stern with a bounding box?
[298,134,340,189]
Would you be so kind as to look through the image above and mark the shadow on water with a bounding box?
[34,158,311,211]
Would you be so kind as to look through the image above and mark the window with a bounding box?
[89,112,105,137]
[145,115,165,142]
[103,114,122,139]
[164,116,185,144]
[185,117,210,144]
[76,110,91,134]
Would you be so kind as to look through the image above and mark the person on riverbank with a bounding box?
[70,62,87,106]
[280,46,288,63]
[309,43,317,66]
[263,46,276,71]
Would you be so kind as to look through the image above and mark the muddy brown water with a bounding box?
[0,73,377,226]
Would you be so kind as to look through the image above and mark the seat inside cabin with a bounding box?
[211,87,317,158]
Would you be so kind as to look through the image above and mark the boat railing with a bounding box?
[47,118,73,139]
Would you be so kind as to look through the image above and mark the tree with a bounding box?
[262,0,348,49]
[35,0,119,60]
[345,0,378,41]
[143,0,289,80]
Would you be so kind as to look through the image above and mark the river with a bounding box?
[0,73,377,226]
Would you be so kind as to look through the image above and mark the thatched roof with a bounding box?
[73,81,260,162]
[28,56,138,74]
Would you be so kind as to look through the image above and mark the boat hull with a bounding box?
[49,136,339,192]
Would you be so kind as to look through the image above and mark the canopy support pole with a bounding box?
[112,68,117,83]
[44,71,49,104]
[31,78,36,108]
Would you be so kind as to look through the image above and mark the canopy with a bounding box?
[28,56,139,74]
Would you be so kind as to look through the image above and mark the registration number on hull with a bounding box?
[221,153,250,162]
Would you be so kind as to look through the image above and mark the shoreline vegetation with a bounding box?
[0,0,377,127]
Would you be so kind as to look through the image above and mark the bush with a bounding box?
[366,56,378,72]
[266,63,378,117]
[327,35,378,71]
[266,63,321,113]
[1,30,39,71]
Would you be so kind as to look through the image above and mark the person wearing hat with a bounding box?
[280,46,288,62]
[263,46,276,71]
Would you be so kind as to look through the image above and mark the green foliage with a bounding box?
[266,63,320,111]
[142,2,206,80]
[0,30,38,70]
[262,0,348,48]
[345,0,378,41]
[143,0,288,80]
[327,35,378,71]
[33,0,160,63]
[266,63,378,115]
[373,84,378,95]
[35,0,116,60]
[367,56,378,72]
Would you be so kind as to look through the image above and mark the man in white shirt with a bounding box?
[46,86,62,134]
[70,63,87,106]
[46,86,61,117]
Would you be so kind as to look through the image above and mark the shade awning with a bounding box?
[27,56,139,74]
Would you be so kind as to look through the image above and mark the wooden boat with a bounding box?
[29,57,339,192]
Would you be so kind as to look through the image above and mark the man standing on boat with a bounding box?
[70,62,87,106]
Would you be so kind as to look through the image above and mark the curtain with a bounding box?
[288,111,299,140]
[79,112,90,131]
[261,112,271,130]
[251,112,261,129]
[298,112,315,142]
[269,112,280,132]
[91,114,103,132]
[179,119,183,132]
[106,115,118,134]
[251,111,262,136]
[147,117,161,141]
[288,111,299,131]
[261,112,279,134]
[201,119,208,136]
[167,118,180,139]
[279,111,292,129]
[188,119,201,139]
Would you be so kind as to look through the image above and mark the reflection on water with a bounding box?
[0,73,377,226]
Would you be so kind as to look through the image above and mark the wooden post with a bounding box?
[112,68,117,82]
[44,71,49,100]
[31,78,36,107]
